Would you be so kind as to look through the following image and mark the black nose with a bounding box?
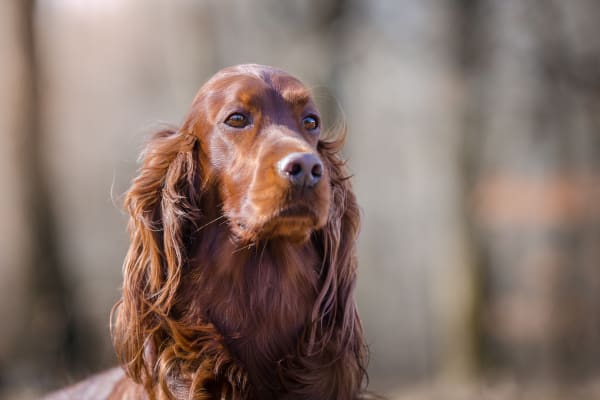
[278,152,323,187]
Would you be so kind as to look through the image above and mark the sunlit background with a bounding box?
[1,0,600,399]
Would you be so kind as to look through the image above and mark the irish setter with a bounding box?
[46,64,368,399]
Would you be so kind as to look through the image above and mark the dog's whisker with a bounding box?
[232,241,257,255]
[257,239,269,269]
[194,215,226,233]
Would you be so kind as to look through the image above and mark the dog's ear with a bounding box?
[112,128,202,389]
[289,127,367,397]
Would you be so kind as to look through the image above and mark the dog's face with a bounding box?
[185,65,331,243]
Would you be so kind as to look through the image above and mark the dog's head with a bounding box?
[183,64,331,243]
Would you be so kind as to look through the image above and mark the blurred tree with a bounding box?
[465,0,600,381]
[0,0,94,393]
[0,0,32,390]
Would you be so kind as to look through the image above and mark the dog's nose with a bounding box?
[278,152,323,188]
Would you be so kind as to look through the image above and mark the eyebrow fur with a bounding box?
[281,88,311,107]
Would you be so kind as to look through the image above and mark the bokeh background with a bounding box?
[2,0,600,399]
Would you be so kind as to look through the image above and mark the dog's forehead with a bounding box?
[214,64,303,87]
[198,65,313,106]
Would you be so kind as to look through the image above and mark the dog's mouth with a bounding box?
[232,203,324,243]
[275,204,315,219]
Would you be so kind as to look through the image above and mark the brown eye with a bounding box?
[302,115,319,131]
[224,113,249,128]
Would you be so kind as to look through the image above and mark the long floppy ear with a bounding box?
[112,128,202,390]
[293,125,368,397]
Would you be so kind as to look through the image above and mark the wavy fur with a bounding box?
[111,65,368,400]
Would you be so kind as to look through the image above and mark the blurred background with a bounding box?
[1,0,600,399]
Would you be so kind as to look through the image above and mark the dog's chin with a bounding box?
[264,216,317,244]
[233,207,327,244]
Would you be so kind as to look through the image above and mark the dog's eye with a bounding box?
[302,115,319,131]
[224,113,249,128]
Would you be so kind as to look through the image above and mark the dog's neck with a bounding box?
[179,221,320,395]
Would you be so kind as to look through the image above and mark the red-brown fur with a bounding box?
[50,64,368,400]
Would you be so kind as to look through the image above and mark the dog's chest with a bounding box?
[191,243,320,394]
